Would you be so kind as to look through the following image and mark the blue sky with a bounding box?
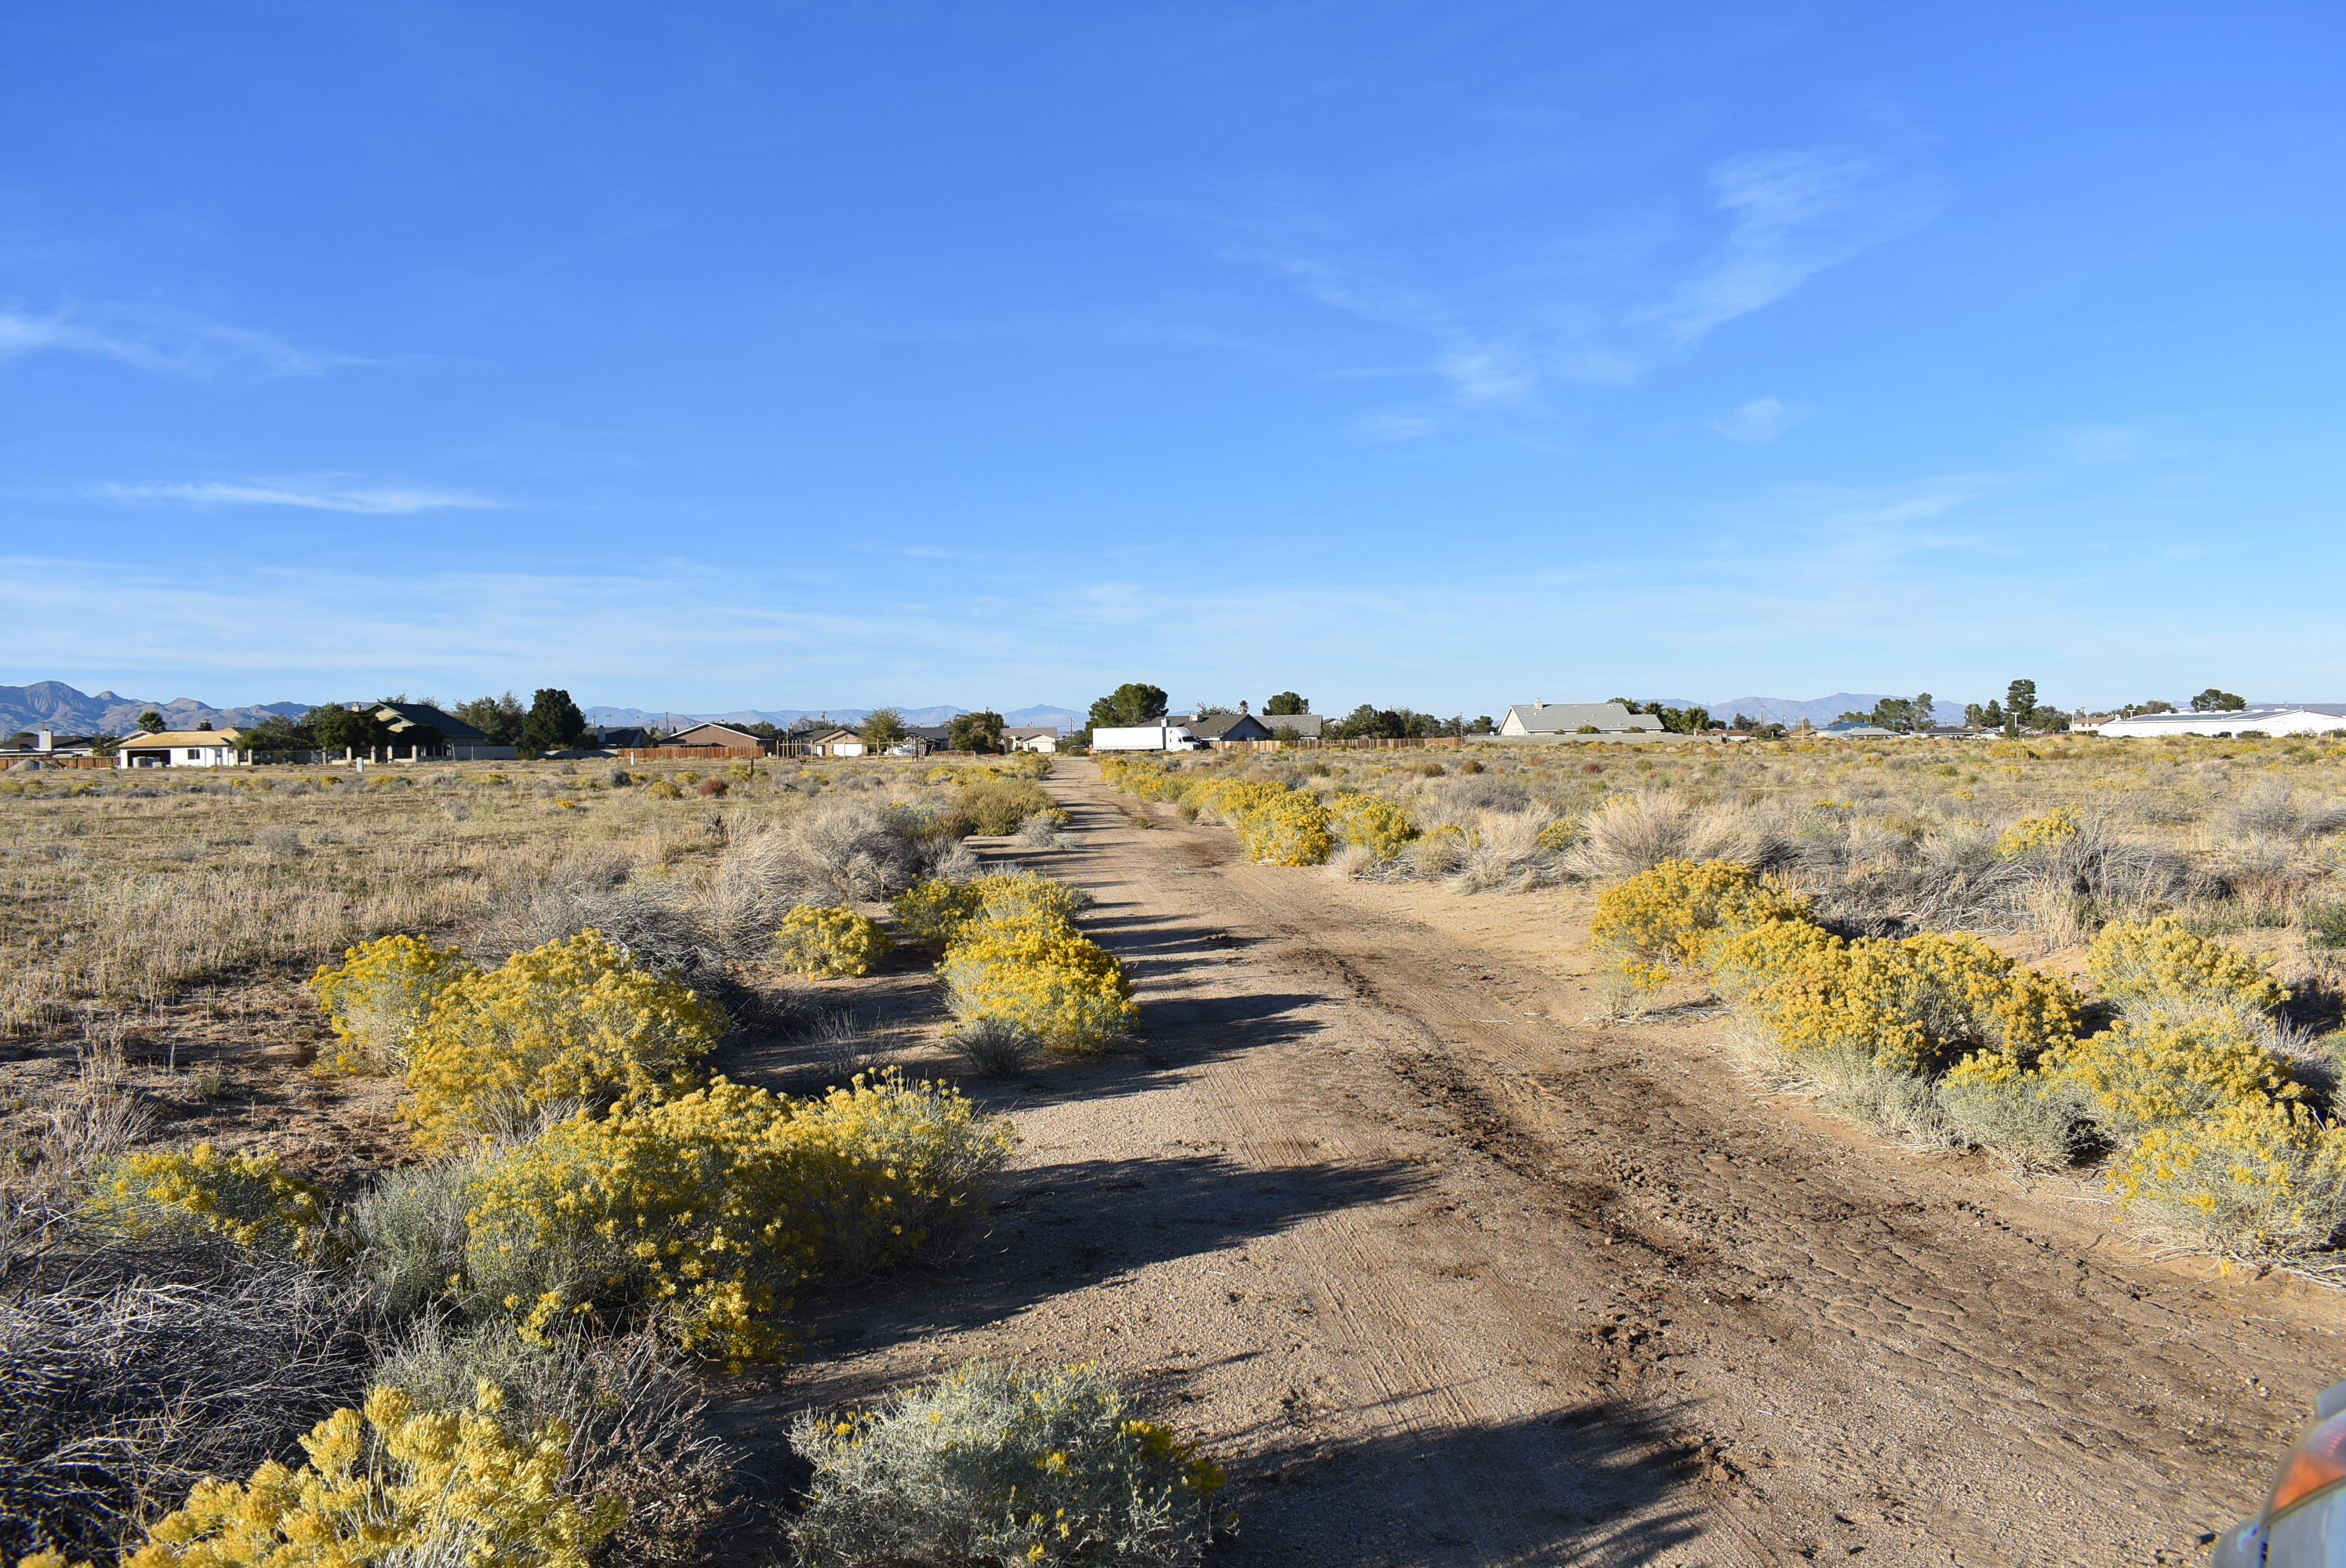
[3,2,2342,717]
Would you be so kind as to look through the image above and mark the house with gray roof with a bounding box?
[1498,702,1665,738]
[1175,712,1276,742]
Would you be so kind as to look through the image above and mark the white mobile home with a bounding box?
[2085,706,2346,739]
[1498,702,1664,738]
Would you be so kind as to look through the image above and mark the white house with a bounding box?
[1004,726,1060,753]
[2084,706,2346,739]
[116,728,246,768]
[1498,702,1665,738]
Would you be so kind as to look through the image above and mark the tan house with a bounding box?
[117,728,245,768]
[664,721,767,750]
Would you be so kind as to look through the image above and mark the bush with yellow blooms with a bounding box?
[462,1074,1014,1366]
[776,905,895,978]
[402,931,727,1154]
[308,934,473,1075]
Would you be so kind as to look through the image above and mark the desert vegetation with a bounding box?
[1103,733,2346,1269]
[0,752,1208,1566]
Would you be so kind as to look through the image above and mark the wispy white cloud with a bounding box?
[1710,397,1808,445]
[90,481,497,514]
[1201,143,1932,415]
[1650,151,1933,343]
[0,307,350,380]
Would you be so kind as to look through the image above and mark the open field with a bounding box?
[5,739,2342,1564]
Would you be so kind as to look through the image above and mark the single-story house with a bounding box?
[1004,726,1060,753]
[1816,720,1898,738]
[1,730,97,758]
[1177,713,1276,743]
[806,728,865,757]
[664,721,768,750]
[593,725,654,749]
[117,728,246,768]
[1256,713,1326,739]
[2083,706,2346,739]
[367,702,509,760]
[1498,702,1665,738]
[892,725,954,756]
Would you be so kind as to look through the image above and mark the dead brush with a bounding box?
[0,1246,372,1564]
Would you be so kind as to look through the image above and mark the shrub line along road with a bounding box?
[796,760,2344,1566]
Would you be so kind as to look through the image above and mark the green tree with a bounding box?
[453,691,526,745]
[521,688,589,754]
[1088,683,1168,728]
[2003,679,2040,734]
[1264,691,1309,716]
[309,704,393,756]
[2192,688,2246,713]
[241,713,318,754]
[136,710,165,733]
[948,710,1006,753]
[859,707,910,748]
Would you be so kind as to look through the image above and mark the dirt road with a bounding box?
[787,760,2346,1566]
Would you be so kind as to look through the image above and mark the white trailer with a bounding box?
[1089,724,1208,753]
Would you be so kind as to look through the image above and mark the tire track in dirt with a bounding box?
[1054,761,2346,1566]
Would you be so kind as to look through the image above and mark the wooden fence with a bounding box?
[2,753,112,770]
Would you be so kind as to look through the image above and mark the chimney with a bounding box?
[34,731,53,753]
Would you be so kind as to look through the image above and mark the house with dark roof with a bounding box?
[363,702,511,760]
[1256,713,1327,739]
[1175,712,1276,742]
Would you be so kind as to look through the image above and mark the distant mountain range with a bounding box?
[1638,693,1973,727]
[0,681,1087,736]
[0,681,310,736]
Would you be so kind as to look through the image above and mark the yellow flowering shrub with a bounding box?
[114,1381,618,1568]
[85,1143,338,1263]
[1178,777,1288,826]
[939,912,1136,1051]
[2107,1101,2346,1257]
[891,878,985,948]
[2040,1011,2304,1138]
[645,779,684,800]
[972,869,1098,925]
[463,1076,1014,1365]
[2086,916,2288,1018]
[1994,807,2080,858]
[1589,858,1812,985]
[892,873,1095,950]
[308,934,474,1075]
[778,905,895,978]
[1096,756,1186,801]
[403,931,727,1154]
[1235,793,1333,866]
[1330,792,1417,859]
[790,1362,1229,1568]
[1735,930,2084,1076]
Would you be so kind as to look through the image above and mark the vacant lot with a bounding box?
[7,745,2339,1565]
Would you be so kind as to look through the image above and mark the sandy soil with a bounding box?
[766,760,2344,1568]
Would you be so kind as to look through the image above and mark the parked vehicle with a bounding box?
[2216,1380,2346,1564]
[1089,724,1208,753]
